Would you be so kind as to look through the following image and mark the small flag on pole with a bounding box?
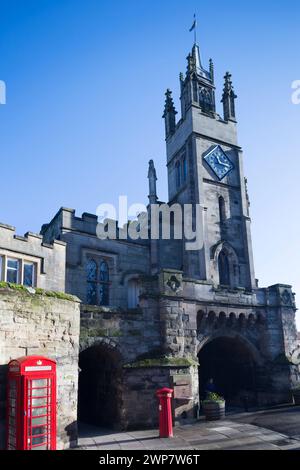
[189,14,196,32]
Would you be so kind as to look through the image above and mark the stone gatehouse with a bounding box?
[0,38,299,448]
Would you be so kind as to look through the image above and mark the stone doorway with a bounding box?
[78,344,123,428]
[198,336,257,407]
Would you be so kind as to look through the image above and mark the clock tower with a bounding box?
[163,41,256,290]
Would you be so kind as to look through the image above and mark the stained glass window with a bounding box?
[86,259,97,281]
[86,259,110,306]
[86,259,97,305]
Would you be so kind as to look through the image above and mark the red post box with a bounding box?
[156,387,173,438]
[6,356,57,450]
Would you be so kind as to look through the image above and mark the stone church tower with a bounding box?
[163,42,255,290]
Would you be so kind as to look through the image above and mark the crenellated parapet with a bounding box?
[0,222,66,292]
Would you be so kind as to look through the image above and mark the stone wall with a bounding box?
[80,295,161,363]
[0,286,80,449]
[123,364,199,430]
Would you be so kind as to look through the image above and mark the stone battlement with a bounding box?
[40,207,149,246]
[0,222,66,292]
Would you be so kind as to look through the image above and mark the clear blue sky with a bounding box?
[0,0,299,327]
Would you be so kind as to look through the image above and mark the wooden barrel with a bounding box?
[202,401,225,421]
[293,391,300,405]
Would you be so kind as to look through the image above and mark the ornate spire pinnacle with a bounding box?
[162,89,177,138]
[148,159,158,205]
[221,72,237,121]
[209,58,214,84]
[163,89,176,115]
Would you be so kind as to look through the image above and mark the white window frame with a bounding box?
[23,261,36,287]
[0,256,3,281]
[6,257,20,284]
[0,251,38,287]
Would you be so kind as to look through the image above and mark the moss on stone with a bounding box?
[0,281,76,302]
[0,281,28,292]
[123,356,198,369]
[82,304,122,314]
[110,329,123,337]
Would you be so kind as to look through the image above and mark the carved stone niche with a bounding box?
[159,270,183,296]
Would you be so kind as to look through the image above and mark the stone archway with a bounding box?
[198,334,260,407]
[78,342,123,428]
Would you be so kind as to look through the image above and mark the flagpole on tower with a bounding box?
[189,13,197,45]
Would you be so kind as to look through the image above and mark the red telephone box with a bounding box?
[6,356,57,450]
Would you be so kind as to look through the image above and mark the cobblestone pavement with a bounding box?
[77,419,300,451]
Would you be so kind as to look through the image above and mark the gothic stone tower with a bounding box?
[163,43,255,290]
[148,40,300,421]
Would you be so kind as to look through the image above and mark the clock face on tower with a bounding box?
[203,145,234,180]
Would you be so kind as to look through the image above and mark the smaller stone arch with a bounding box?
[197,310,206,331]
[238,313,246,329]
[227,312,237,328]
[218,311,226,327]
[207,311,216,327]
[256,312,266,326]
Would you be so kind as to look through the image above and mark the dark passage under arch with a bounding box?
[198,336,257,406]
[78,344,123,428]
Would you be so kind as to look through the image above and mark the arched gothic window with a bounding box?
[86,259,97,305]
[86,259,110,306]
[219,196,226,225]
[218,250,230,286]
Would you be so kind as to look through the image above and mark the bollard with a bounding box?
[156,387,173,438]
